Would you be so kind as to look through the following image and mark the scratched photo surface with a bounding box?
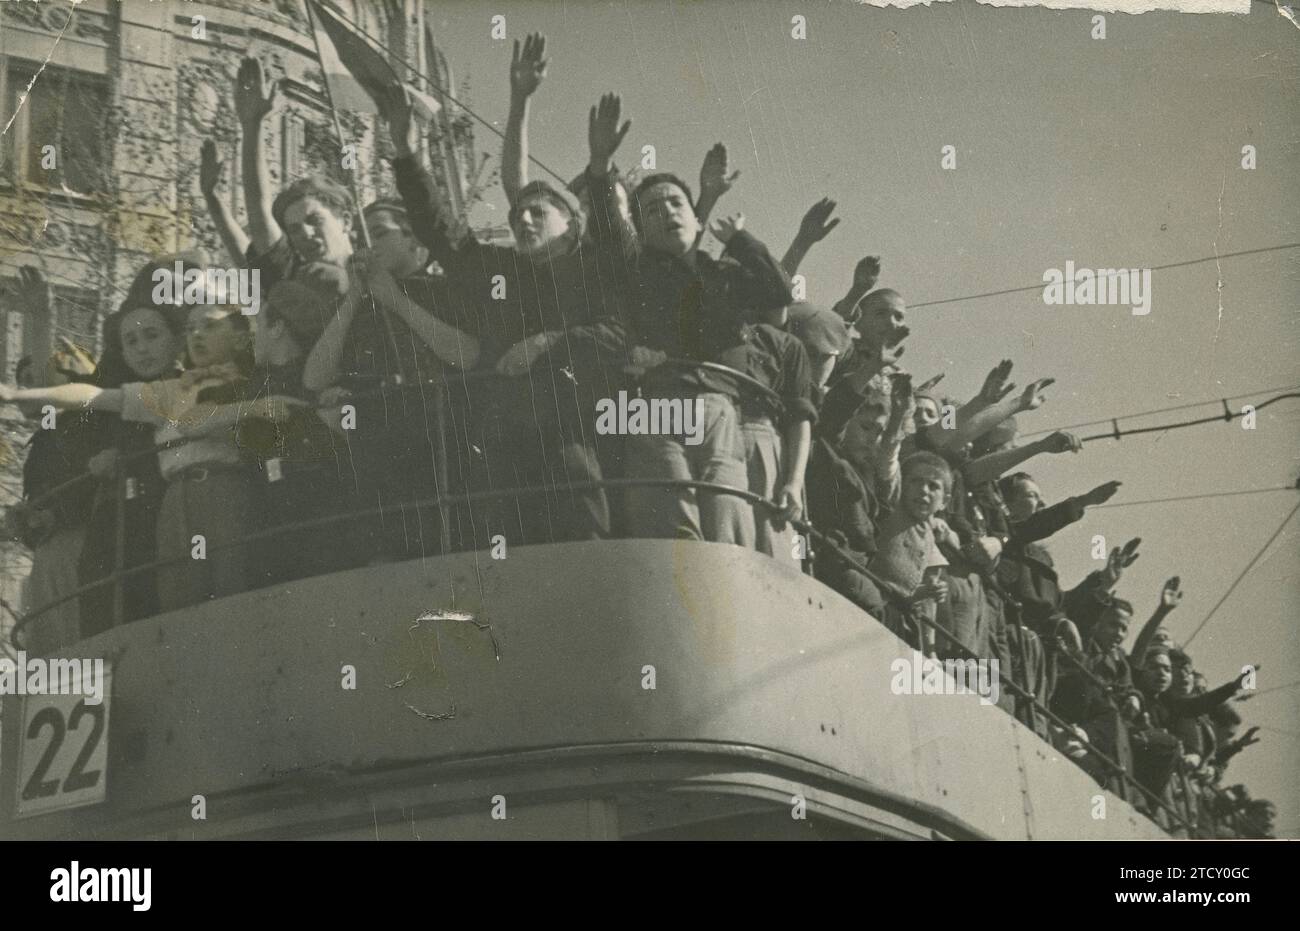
[0,0,1296,841]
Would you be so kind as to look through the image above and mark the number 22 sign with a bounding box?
[15,668,112,818]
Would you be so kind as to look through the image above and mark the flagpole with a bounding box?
[305,0,372,249]
[306,0,568,187]
[304,0,411,406]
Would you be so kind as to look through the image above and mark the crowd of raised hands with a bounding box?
[0,30,1267,836]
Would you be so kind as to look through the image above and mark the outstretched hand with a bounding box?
[1160,576,1183,610]
[1100,536,1141,588]
[52,336,95,379]
[1018,377,1055,412]
[510,33,549,98]
[699,143,741,201]
[797,197,839,244]
[853,255,881,291]
[588,93,631,169]
[1041,430,1082,454]
[887,372,914,431]
[709,213,745,245]
[978,359,1015,405]
[1082,480,1122,506]
[916,372,945,394]
[234,57,277,127]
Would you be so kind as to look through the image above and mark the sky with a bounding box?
[428,0,1300,834]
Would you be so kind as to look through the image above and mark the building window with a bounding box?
[283,111,350,190]
[1,63,110,195]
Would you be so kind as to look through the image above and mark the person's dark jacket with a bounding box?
[584,166,792,402]
[392,155,628,390]
[997,496,1107,634]
[1147,679,1240,756]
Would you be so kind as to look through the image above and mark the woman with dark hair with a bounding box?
[3,297,301,613]
[76,291,188,633]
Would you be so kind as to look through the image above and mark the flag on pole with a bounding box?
[306,0,441,122]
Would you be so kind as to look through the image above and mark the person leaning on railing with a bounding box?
[3,335,99,655]
[803,358,911,618]
[1138,645,1256,789]
[386,83,627,548]
[0,305,304,613]
[582,94,795,547]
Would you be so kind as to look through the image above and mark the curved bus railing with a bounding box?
[1,360,1252,838]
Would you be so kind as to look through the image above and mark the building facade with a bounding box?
[0,0,476,633]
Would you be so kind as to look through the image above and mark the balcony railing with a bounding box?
[3,361,1259,838]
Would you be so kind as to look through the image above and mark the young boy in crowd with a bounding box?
[786,302,851,399]
[302,196,483,558]
[235,58,354,297]
[868,451,961,651]
[804,374,910,617]
[1141,646,1255,775]
[582,94,794,546]
[997,472,1131,688]
[831,285,907,392]
[721,321,816,559]
[387,85,627,547]
[1052,597,1164,795]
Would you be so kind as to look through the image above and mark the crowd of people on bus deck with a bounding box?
[0,39,1265,829]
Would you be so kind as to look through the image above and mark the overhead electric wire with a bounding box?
[1184,500,1300,648]
[1019,384,1300,438]
[1073,392,1300,444]
[908,243,1300,310]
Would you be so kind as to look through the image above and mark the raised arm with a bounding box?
[502,33,548,205]
[817,342,904,439]
[711,214,794,314]
[178,395,307,440]
[874,373,912,505]
[234,57,281,254]
[963,430,1082,486]
[781,198,839,277]
[831,256,881,322]
[1171,670,1254,718]
[926,359,1011,453]
[1012,481,1120,545]
[934,376,1056,455]
[695,143,740,229]
[386,84,474,272]
[583,93,637,266]
[200,139,252,264]
[1130,576,1181,668]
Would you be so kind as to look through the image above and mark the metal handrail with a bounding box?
[900,606,1201,835]
[5,469,1227,836]
[1,364,1248,837]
